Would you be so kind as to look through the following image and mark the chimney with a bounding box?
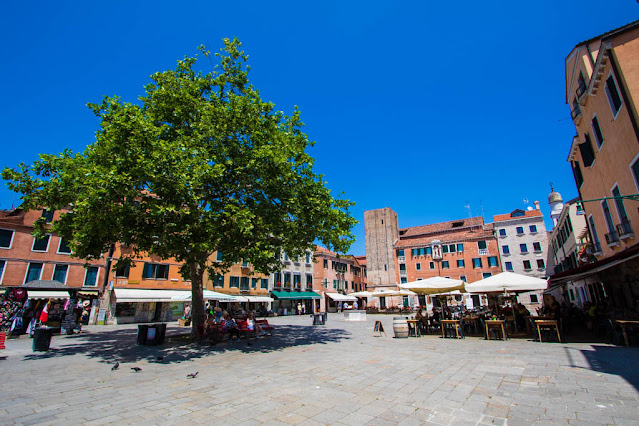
[534,200,540,210]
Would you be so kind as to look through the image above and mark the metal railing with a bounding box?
[616,219,634,238]
[478,249,488,255]
[605,230,620,245]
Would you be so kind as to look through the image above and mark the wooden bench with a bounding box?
[256,319,274,336]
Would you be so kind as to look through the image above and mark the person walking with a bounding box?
[338,301,342,313]
[297,302,302,316]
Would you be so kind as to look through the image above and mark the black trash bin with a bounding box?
[32,327,53,352]
[312,314,325,325]
[138,323,167,346]
[322,312,327,323]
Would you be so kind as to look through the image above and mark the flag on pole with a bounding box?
[39,301,49,323]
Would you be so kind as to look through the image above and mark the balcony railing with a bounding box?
[399,270,407,277]
[571,106,582,123]
[616,219,634,239]
[576,83,588,100]
[478,249,488,255]
[605,230,620,245]
[592,242,603,254]
[397,256,406,262]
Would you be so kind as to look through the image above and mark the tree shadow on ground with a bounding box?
[564,345,639,392]
[20,325,351,365]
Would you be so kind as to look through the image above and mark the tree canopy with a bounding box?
[3,38,357,332]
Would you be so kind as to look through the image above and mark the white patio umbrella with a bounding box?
[171,290,239,302]
[399,276,466,295]
[464,272,548,294]
[349,291,373,298]
[370,288,402,297]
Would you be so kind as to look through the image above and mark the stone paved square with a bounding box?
[1,314,638,425]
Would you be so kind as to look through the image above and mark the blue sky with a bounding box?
[1,1,637,256]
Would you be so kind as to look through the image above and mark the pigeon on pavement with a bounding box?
[187,372,199,379]
[131,367,142,373]
[111,362,119,371]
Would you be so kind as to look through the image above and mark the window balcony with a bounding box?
[576,83,588,103]
[397,256,406,262]
[592,242,603,255]
[571,106,582,124]
[399,270,407,277]
[478,249,488,255]
[605,231,620,246]
[616,219,634,240]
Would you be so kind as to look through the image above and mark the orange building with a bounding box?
[0,208,105,325]
[553,19,639,309]
[313,246,364,312]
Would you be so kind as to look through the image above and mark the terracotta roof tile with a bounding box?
[395,228,494,248]
[493,209,543,222]
[399,217,484,239]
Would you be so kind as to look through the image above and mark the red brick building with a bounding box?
[313,246,365,312]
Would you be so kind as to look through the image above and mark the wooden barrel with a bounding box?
[393,317,409,338]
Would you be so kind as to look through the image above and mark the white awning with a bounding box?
[114,289,191,303]
[326,293,357,302]
[170,290,239,302]
[28,290,70,300]
[245,296,274,303]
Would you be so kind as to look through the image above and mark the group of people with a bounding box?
[336,300,358,312]
[202,307,262,342]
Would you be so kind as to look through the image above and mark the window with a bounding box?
[537,259,545,269]
[588,215,601,249]
[429,262,435,270]
[472,258,482,268]
[53,264,68,283]
[487,256,498,267]
[520,243,528,253]
[293,274,301,288]
[456,243,464,252]
[57,238,72,254]
[400,277,407,284]
[252,277,259,288]
[32,235,50,252]
[384,264,387,271]
[0,229,14,249]
[482,273,492,279]
[502,245,510,255]
[573,161,584,188]
[591,116,604,148]
[212,275,224,287]
[399,263,406,271]
[25,262,43,283]
[41,209,54,223]
[241,261,248,267]
[516,226,524,235]
[230,276,240,288]
[142,263,169,279]
[0,260,4,283]
[84,266,99,287]
[397,249,405,257]
[533,242,542,252]
[612,186,628,223]
[459,275,467,282]
[306,274,313,288]
[530,294,539,304]
[442,261,450,269]
[523,260,531,271]
[605,74,623,117]
[601,200,616,234]
[415,263,421,271]
[442,245,449,253]
[283,272,291,287]
[333,279,338,289]
[505,261,513,271]
[499,229,506,237]
[579,134,595,167]
[529,225,537,233]
[261,278,268,289]
[216,251,223,261]
[240,277,249,290]
[448,244,456,253]
[477,241,487,250]
[457,259,464,268]
[323,259,328,268]
[305,253,311,264]
[115,264,130,278]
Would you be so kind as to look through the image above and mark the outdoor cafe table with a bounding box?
[484,319,508,340]
[440,319,462,339]
[406,319,421,337]
[534,319,562,343]
[615,320,639,347]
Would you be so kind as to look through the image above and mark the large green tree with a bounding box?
[3,39,356,336]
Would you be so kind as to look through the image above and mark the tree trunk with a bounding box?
[189,262,205,340]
